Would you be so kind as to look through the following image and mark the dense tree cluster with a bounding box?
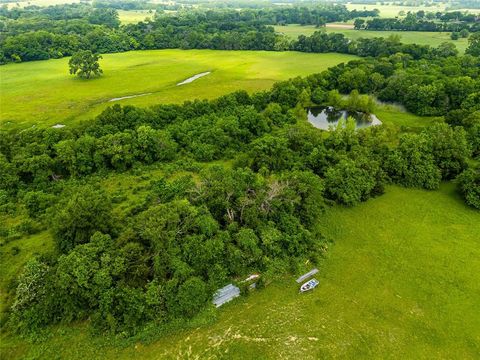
[9,165,327,334]
[360,11,480,32]
[0,54,478,187]
[457,168,480,209]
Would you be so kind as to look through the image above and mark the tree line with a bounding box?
[357,11,480,32]
[3,4,479,65]
[0,4,378,63]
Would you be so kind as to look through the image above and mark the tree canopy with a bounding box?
[68,50,103,79]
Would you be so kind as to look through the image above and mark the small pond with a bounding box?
[307,107,382,130]
[177,71,211,86]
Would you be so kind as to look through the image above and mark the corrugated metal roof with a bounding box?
[296,268,319,283]
[213,283,240,307]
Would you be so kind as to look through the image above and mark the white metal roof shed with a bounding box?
[212,283,240,307]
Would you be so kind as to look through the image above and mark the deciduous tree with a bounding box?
[69,50,103,79]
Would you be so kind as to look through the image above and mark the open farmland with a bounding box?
[0,49,358,129]
[117,9,156,24]
[346,3,480,17]
[275,24,470,53]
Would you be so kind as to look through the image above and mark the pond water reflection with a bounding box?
[307,107,382,130]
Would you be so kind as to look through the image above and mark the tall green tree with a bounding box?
[69,50,103,79]
[0,154,18,191]
[465,32,480,57]
[457,168,480,209]
[51,185,114,253]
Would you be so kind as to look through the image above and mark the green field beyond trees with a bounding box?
[0,50,357,129]
[345,3,480,17]
[2,184,479,359]
[275,24,470,53]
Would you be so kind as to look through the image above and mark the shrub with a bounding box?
[175,277,209,318]
[385,133,441,190]
[457,168,480,209]
[51,185,114,253]
[23,191,56,218]
[324,157,381,206]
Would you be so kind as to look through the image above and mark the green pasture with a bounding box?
[275,24,470,53]
[0,49,358,129]
[2,183,479,359]
[374,104,442,131]
[117,10,155,24]
[2,0,84,9]
[345,3,480,17]
[345,3,447,18]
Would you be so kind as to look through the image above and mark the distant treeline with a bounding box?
[0,4,380,63]
[1,18,474,65]
[1,6,474,64]
[448,0,480,10]
[0,4,121,26]
[92,0,157,11]
[355,10,480,32]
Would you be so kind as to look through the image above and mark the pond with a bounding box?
[177,71,211,86]
[307,107,382,130]
[109,93,152,102]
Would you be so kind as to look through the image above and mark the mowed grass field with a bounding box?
[2,183,479,359]
[275,24,470,53]
[346,3,446,17]
[0,49,358,129]
[2,0,84,9]
[343,3,480,17]
[117,10,156,24]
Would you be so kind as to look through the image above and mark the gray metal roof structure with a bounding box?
[296,268,319,283]
[212,283,240,308]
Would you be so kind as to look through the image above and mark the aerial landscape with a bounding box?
[0,0,479,359]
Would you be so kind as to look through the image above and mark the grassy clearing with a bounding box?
[117,10,156,24]
[0,49,358,129]
[345,3,447,18]
[275,24,469,53]
[2,183,479,359]
[346,3,480,17]
[374,104,442,131]
[2,0,83,9]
